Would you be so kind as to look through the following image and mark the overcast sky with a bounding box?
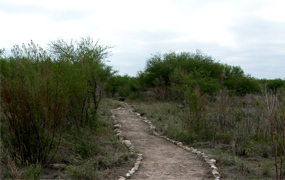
[1,0,284,79]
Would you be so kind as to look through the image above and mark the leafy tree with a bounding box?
[105,75,140,98]
[48,36,113,126]
[139,51,263,98]
[139,51,224,99]
[267,79,285,91]
[236,76,260,95]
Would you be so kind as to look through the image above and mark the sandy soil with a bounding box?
[113,104,213,180]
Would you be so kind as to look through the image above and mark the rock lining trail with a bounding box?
[112,102,218,180]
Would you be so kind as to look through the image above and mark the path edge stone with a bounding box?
[111,107,143,180]
[127,102,221,180]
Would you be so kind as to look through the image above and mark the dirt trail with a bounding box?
[113,104,212,180]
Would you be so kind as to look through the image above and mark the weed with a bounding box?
[21,163,42,180]
[74,140,97,159]
[262,164,272,177]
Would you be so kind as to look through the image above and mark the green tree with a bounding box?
[48,36,113,126]
[140,51,224,100]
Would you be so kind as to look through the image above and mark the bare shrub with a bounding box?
[261,87,285,179]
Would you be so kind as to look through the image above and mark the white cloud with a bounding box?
[0,0,284,79]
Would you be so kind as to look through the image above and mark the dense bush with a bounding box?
[137,51,260,100]
[259,78,285,91]
[1,37,113,166]
[105,75,140,98]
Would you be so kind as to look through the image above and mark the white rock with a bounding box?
[212,169,220,177]
[116,132,122,137]
[203,157,210,163]
[126,173,131,177]
[114,124,121,128]
[150,125,156,131]
[134,164,139,171]
[122,140,132,147]
[209,159,216,166]
[117,176,126,180]
[211,165,218,170]
[153,131,159,136]
[129,168,135,175]
[177,142,183,147]
[114,128,120,133]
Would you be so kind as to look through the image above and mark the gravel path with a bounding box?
[113,105,212,180]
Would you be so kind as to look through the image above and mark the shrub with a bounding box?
[1,53,68,164]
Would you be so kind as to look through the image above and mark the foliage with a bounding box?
[105,75,139,98]
[56,99,135,179]
[259,78,285,92]
[138,50,260,100]
[1,37,113,174]
[1,42,68,164]
[48,36,114,127]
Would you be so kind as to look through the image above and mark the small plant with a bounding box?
[21,163,42,180]
[262,164,272,177]
[74,140,96,159]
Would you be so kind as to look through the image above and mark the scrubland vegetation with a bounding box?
[1,37,285,179]
[130,51,285,179]
[0,38,135,179]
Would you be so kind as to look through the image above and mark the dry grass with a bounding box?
[131,96,279,179]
